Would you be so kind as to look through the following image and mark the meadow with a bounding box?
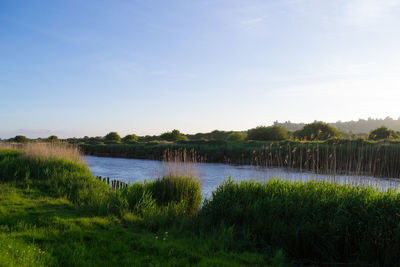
[1,143,400,265]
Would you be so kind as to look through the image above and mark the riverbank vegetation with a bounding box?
[3,123,400,180]
[0,144,282,266]
[1,144,400,265]
[80,139,400,178]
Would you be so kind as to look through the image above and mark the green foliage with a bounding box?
[12,135,29,143]
[200,179,400,265]
[275,116,400,134]
[160,129,188,141]
[121,176,201,216]
[247,126,289,141]
[0,150,110,205]
[188,130,233,141]
[294,121,342,140]
[104,132,121,143]
[122,134,138,143]
[47,135,59,142]
[368,126,400,140]
[226,132,246,141]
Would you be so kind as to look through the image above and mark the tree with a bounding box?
[48,135,59,142]
[13,135,29,143]
[226,132,246,141]
[247,126,289,141]
[160,129,188,141]
[294,122,341,140]
[122,134,138,143]
[104,132,121,143]
[368,126,400,140]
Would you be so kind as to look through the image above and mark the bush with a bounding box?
[104,132,121,143]
[294,122,341,140]
[160,130,188,142]
[368,126,400,140]
[247,126,289,141]
[200,179,400,265]
[12,135,29,143]
[226,132,246,141]
[122,134,138,143]
[122,176,201,216]
[47,135,59,142]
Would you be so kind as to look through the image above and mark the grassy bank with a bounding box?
[0,145,283,266]
[2,144,400,265]
[80,139,400,178]
[0,185,279,266]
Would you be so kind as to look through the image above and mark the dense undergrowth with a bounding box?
[1,147,400,265]
[201,179,400,265]
[81,139,400,178]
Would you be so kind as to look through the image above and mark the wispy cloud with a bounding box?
[240,17,264,25]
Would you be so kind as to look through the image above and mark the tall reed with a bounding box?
[80,140,400,178]
[0,142,82,163]
[160,148,201,179]
[200,178,400,265]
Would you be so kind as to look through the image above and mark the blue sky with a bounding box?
[1,0,400,138]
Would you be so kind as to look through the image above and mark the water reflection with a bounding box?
[84,156,400,198]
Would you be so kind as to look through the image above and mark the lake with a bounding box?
[84,156,400,197]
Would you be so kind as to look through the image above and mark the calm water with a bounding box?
[84,156,400,197]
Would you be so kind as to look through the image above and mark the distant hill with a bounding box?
[274,117,400,134]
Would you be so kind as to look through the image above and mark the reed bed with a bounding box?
[160,148,202,179]
[200,178,400,265]
[0,142,82,163]
[81,140,400,178]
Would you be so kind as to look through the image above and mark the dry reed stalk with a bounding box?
[160,149,202,181]
[0,142,83,163]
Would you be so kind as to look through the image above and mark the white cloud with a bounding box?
[240,17,264,25]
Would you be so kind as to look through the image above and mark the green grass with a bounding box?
[0,149,110,205]
[0,148,284,266]
[200,179,400,265]
[0,184,283,267]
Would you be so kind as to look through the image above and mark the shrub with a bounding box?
[368,126,400,140]
[247,126,289,141]
[122,176,201,216]
[149,176,201,215]
[294,122,341,140]
[226,132,246,141]
[12,135,29,143]
[160,130,188,141]
[104,132,121,143]
[47,135,59,142]
[122,134,138,143]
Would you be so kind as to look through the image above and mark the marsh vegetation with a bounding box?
[1,143,400,265]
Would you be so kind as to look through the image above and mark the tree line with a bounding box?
[3,122,400,144]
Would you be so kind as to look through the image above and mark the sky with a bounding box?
[1,0,400,138]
